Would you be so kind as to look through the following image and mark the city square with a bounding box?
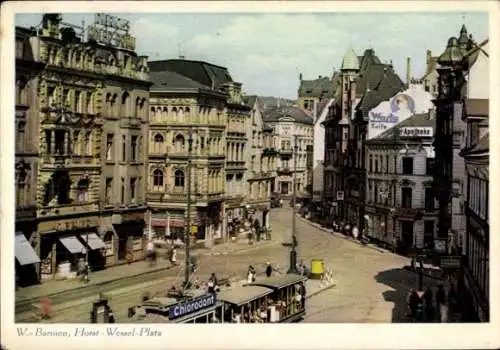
[7,8,491,333]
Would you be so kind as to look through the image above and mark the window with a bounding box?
[105,178,112,205]
[75,91,82,112]
[106,134,113,161]
[426,158,435,176]
[120,178,125,203]
[121,135,126,161]
[73,130,80,155]
[174,170,185,187]
[251,156,256,171]
[47,86,56,107]
[374,158,379,173]
[131,135,138,162]
[129,177,137,202]
[386,155,390,174]
[153,169,164,190]
[86,92,93,113]
[401,187,412,208]
[175,134,185,152]
[402,157,414,175]
[62,89,70,107]
[424,188,435,211]
[369,155,373,172]
[54,130,65,155]
[16,121,26,151]
[85,131,91,155]
[75,179,90,202]
[424,220,434,248]
[154,134,164,154]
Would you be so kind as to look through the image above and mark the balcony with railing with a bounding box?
[279,148,293,157]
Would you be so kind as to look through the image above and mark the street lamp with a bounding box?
[183,128,194,289]
[287,135,299,274]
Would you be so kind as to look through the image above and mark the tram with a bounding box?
[250,274,307,322]
[218,274,307,323]
[127,289,225,324]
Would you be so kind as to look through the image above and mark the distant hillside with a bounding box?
[257,96,296,109]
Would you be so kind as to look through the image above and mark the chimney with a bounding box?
[426,50,432,67]
[313,100,318,122]
[299,73,303,81]
[406,57,411,87]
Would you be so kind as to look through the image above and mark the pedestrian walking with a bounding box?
[208,273,218,293]
[247,265,256,283]
[265,262,273,277]
[352,226,359,240]
[170,247,177,266]
[146,240,156,266]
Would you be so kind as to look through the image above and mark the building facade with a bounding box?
[459,39,489,322]
[243,96,276,227]
[322,47,405,232]
[365,113,438,253]
[14,14,151,283]
[263,107,313,198]
[147,63,228,247]
[15,26,46,285]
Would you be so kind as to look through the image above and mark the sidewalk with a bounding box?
[16,237,276,303]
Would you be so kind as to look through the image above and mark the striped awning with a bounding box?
[15,232,41,266]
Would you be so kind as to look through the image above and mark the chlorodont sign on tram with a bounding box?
[168,293,216,320]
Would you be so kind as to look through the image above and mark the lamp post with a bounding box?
[287,135,299,274]
[183,128,194,289]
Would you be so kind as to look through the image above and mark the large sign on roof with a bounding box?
[87,14,136,51]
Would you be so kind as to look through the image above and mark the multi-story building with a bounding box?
[365,113,438,254]
[322,47,405,231]
[459,39,489,322]
[147,60,228,247]
[15,26,46,285]
[298,72,341,203]
[243,95,276,227]
[15,14,151,282]
[263,107,313,197]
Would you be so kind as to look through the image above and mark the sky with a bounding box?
[16,12,489,99]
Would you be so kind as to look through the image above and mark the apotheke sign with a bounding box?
[399,127,433,138]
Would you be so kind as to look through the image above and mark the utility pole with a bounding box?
[184,128,194,288]
[287,135,299,274]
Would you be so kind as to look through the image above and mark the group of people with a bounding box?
[246,262,277,283]
[144,240,178,267]
[406,284,458,322]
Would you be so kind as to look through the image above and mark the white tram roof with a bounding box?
[251,274,307,289]
[218,285,273,306]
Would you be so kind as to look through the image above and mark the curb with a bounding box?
[306,282,336,299]
[296,215,390,254]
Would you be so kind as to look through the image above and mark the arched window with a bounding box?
[76,178,90,202]
[135,97,141,117]
[121,91,130,116]
[162,107,168,121]
[172,107,178,121]
[150,106,156,121]
[174,170,185,188]
[178,107,184,122]
[152,169,164,191]
[154,134,164,154]
[175,134,185,152]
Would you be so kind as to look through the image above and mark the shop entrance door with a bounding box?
[118,234,128,261]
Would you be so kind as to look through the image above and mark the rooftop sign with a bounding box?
[399,127,433,138]
[168,293,216,320]
[87,14,136,51]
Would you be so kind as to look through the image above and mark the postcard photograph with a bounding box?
[1,1,499,349]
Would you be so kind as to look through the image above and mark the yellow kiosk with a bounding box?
[310,259,324,279]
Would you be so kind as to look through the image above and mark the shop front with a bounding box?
[37,215,103,280]
[112,211,146,263]
[15,207,41,286]
[151,210,186,242]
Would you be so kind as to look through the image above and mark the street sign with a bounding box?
[440,255,462,269]
[336,191,344,201]
[191,225,198,234]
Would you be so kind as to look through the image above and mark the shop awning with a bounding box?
[59,236,86,254]
[80,233,105,250]
[15,232,41,266]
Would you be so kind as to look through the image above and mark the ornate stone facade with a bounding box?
[15,14,151,283]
